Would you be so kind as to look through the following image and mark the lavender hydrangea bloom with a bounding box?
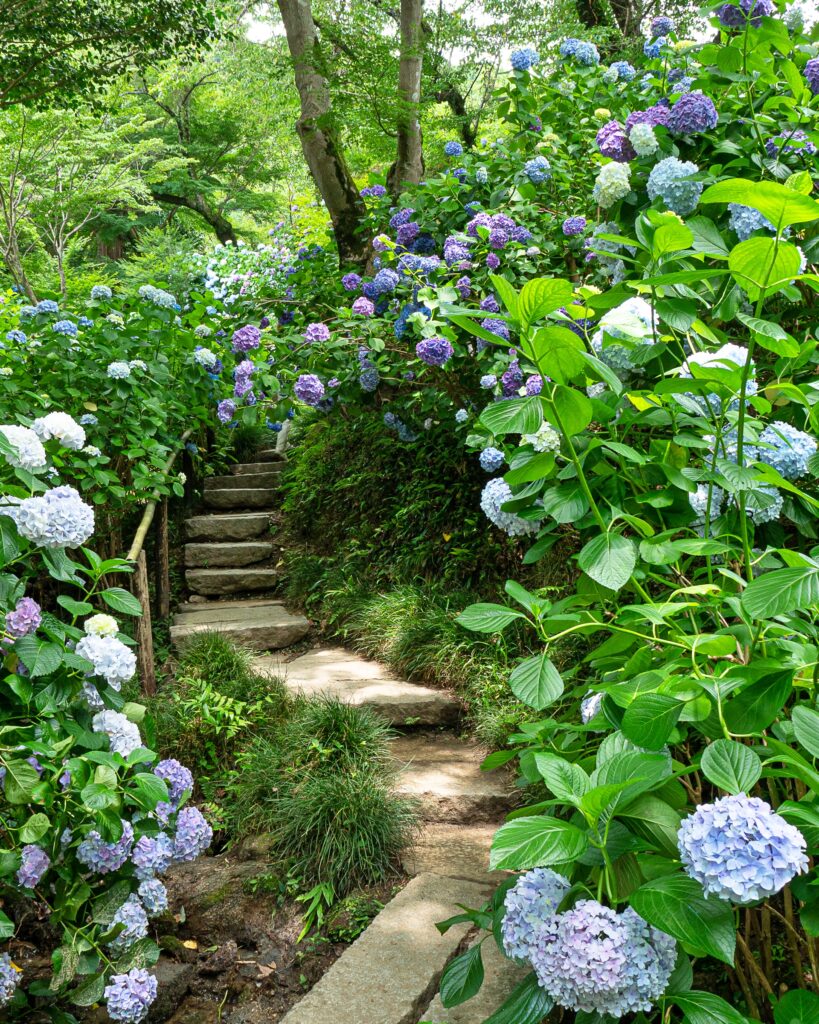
[647,157,702,215]
[360,184,387,198]
[2,485,94,549]
[172,806,213,863]
[104,968,158,1023]
[231,324,261,353]
[293,374,325,406]
[501,360,524,396]
[108,895,149,954]
[481,478,539,536]
[396,221,420,246]
[155,759,194,805]
[416,337,453,366]
[76,820,135,874]
[596,121,636,162]
[0,953,19,1007]
[217,399,236,424]
[303,322,330,343]
[531,900,676,1016]
[92,710,142,757]
[679,794,808,902]
[806,59,819,95]
[17,844,50,888]
[481,318,510,341]
[138,878,169,917]
[501,868,570,960]
[651,15,674,35]
[511,47,539,71]
[480,295,500,313]
[562,216,587,237]
[625,103,671,133]
[525,374,543,396]
[76,634,136,689]
[480,374,497,389]
[342,272,362,291]
[756,421,817,479]
[765,129,816,158]
[667,93,718,134]
[718,0,775,26]
[6,596,41,638]
[456,275,471,298]
[352,296,375,316]
[132,833,174,880]
[479,447,505,472]
[524,156,551,183]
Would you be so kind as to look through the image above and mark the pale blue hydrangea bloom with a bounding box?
[629,123,659,156]
[0,424,46,470]
[193,346,217,367]
[479,447,505,472]
[591,297,656,374]
[92,709,142,757]
[678,793,808,903]
[455,408,468,423]
[108,895,149,954]
[647,157,702,215]
[0,953,20,1007]
[154,759,194,806]
[107,361,132,379]
[524,156,551,184]
[76,634,136,689]
[689,483,724,520]
[138,284,176,309]
[104,968,157,1023]
[480,478,539,536]
[745,485,784,524]
[138,878,169,918]
[728,204,777,241]
[475,166,489,184]
[479,374,497,389]
[35,299,59,314]
[522,423,561,452]
[76,820,135,874]
[756,421,816,480]
[501,868,570,960]
[1,485,94,548]
[91,284,113,300]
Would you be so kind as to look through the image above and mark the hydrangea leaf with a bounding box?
[480,972,553,1024]
[630,876,736,964]
[741,563,819,619]
[723,670,793,735]
[518,277,573,328]
[702,178,819,230]
[489,273,519,317]
[773,989,819,1024]
[480,397,542,436]
[456,603,527,633]
[509,653,564,710]
[68,972,107,1008]
[528,326,586,383]
[534,753,589,801]
[671,990,751,1024]
[621,693,682,750]
[792,706,819,760]
[728,238,802,297]
[439,942,484,1008]
[577,533,637,591]
[489,815,588,870]
[551,386,592,437]
[700,739,762,794]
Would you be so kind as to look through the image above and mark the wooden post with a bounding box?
[133,550,156,696]
[154,498,170,620]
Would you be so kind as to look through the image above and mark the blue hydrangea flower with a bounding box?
[35,299,59,315]
[18,305,37,319]
[444,140,464,157]
[765,129,816,159]
[718,0,775,27]
[76,820,135,874]
[75,634,136,689]
[138,878,169,917]
[17,844,50,888]
[480,374,497,389]
[560,38,600,65]
[501,868,569,961]
[0,954,20,1007]
[91,284,113,300]
[372,268,400,295]
[524,156,551,184]
[480,478,539,536]
[108,895,149,954]
[416,337,453,366]
[755,421,817,479]
[746,485,784,524]
[562,216,587,237]
[455,408,468,423]
[6,329,26,344]
[2,485,94,549]
[530,900,676,1016]
[650,15,675,35]
[609,60,637,81]
[667,92,718,134]
[107,361,131,379]
[679,794,808,903]
[647,157,702,215]
[104,968,157,1023]
[172,806,213,862]
[728,204,777,241]
[511,47,539,71]
[131,833,174,880]
[479,447,505,472]
[51,319,77,336]
[643,36,666,58]
[138,284,176,309]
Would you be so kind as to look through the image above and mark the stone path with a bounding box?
[171,446,524,1023]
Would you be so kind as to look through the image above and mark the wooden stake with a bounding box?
[133,550,156,696]
[155,498,170,620]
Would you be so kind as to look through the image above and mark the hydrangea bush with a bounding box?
[192,2,819,1020]
[0,421,210,1019]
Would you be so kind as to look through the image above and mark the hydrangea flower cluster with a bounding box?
[32,412,85,450]
[107,361,131,379]
[104,968,158,1023]
[2,485,95,548]
[596,121,636,162]
[650,14,674,35]
[194,346,218,367]
[479,447,505,472]
[501,868,570,960]
[0,424,46,470]
[765,129,816,158]
[416,337,453,367]
[522,423,561,453]
[608,60,637,81]
[5,596,41,638]
[591,297,656,374]
[360,185,386,198]
[511,47,539,71]
[132,833,174,880]
[52,319,78,337]
[35,299,59,314]
[562,216,587,237]
[92,709,142,757]
[172,806,213,862]
[232,323,261,353]
[643,37,666,59]
[294,373,325,406]
[304,322,331,343]
[138,285,177,309]
[667,92,718,134]
[728,203,777,241]
[756,421,817,480]
[0,953,19,1007]
[805,58,819,95]
[76,634,136,689]
[593,162,632,208]
[480,478,538,536]
[629,123,659,156]
[352,296,375,316]
[524,156,551,183]
[444,140,464,157]
[108,895,149,954]
[91,284,113,300]
[76,820,135,874]
[154,758,194,806]
[559,38,600,65]
[647,157,702,215]
[718,0,775,27]
[17,844,50,888]
[138,878,169,917]
[217,399,236,424]
[678,794,809,902]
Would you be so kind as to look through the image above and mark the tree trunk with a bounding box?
[151,190,237,244]
[278,0,368,267]
[435,84,477,148]
[2,240,36,302]
[387,0,425,196]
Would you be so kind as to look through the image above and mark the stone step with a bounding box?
[186,567,282,596]
[185,512,274,542]
[401,824,509,884]
[176,597,285,614]
[252,648,459,728]
[391,735,513,825]
[184,541,276,568]
[203,488,273,510]
[419,935,529,1024]
[171,603,310,651]
[205,472,281,490]
[232,461,285,476]
[254,448,286,462]
[279,873,490,1024]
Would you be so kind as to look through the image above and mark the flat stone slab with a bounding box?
[402,824,509,883]
[205,472,281,490]
[232,461,285,476]
[186,567,282,595]
[171,603,309,651]
[175,597,284,614]
[420,936,529,1024]
[185,512,274,542]
[184,541,276,568]
[203,488,275,510]
[280,873,490,1024]
[253,448,285,462]
[392,735,513,824]
[252,648,458,727]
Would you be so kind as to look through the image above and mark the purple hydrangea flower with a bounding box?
[625,103,671,133]
[6,596,41,638]
[525,374,543,395]
[444,140,464,157]
[231,324,261,353]
[217,399,236,424]
[718,0,775,26]
[396,221,420,247]
[479,374,497,389]
[482,318,510,342]
[501,359,524,395]
[562,216,587,237]
[650,15,675,35]
[172,806,213,863]
[480,295,500,313]
[486,253,500,270]
[805,59,819,96]
[341,272,362,291]
[667,92,718,134]
[360,184,387,198]
[352,296,375,316]
[138,878,169,918]
[108,895,148,954]
[596,121,636,162]
[372,268,400,294]
[304,322,330,343]
[765,129,816,158]
[456,275,471,298]
[389,208,414,228]
[679,794,809,903]
[131,833,174,880]
[293,374,325,406]
[501,868,570,960]
[104,968,157,1023]
[0,953,20,1007]
[77,821,134,874]
[415,337,453,366]
[17,844,50,888]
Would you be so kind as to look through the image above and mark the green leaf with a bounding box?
[0,910,15,940]
[792,706,819,759]
[129,773,169,810]
[489,815,588,870]
[509,654,564,710]
[630,875,736,964]
[439,943,484,1008]
[551,386,592,437]
[69,972,107,1007]
[687,216,730,259]
[518,278,573,328]
[20,812,50,843]
[700,740,762,794]
[100,587,143,616]
[489,274,519,317]
[456,603,527,633]
[113,937,160,972]
[577,533,637,592]
[742,564,819,619]
[15,636,63,677]
[504,452,556,485]
[590,750,672,809]
[702,178,819,230]
[528,327,586,383]
[621,693,682,750]
[540,483,589,524]
[480,397,543,437]
[723,670,793,734]
[481,972,553,1024]
[3,759,42,803]
[56,595,95,617]
[0,517,23,564]
[735,313,798,357]
[728,237,802,297]
[534,753,589,801]
[673,991,751,1024]
[774,990,819,1024]
[617,794,682,855]
[652,218,694,258]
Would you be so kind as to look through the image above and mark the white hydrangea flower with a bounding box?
[629,123,658,157]
[92,710,142,757]
[31,412,86,450]
[76,634,136,689]
[0,425,47,471]
[522,423,561,453]
[84,613,119,637]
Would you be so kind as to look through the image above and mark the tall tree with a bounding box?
[386,0,425,195]
[277,0,368,265]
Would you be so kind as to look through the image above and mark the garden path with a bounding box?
[172,447,523,1023]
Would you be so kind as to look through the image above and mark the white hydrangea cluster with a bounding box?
[31,412,86,450]
[193,347,217,368]
[0,425,47,471]
[592,162,632,208]
[76,634,136,689]
[138,284,177,309]
[92,710,143,757]
[480,478,539,536]
[522,423,561,453]
[107,362,132,379]
[1,486,94,548]
[84,613,119,637]
[629,123,658,156]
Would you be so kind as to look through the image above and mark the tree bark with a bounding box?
[387,0,425,196]
[278,0,368,267]
[151,190,237,244]
[435,84,477,148]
